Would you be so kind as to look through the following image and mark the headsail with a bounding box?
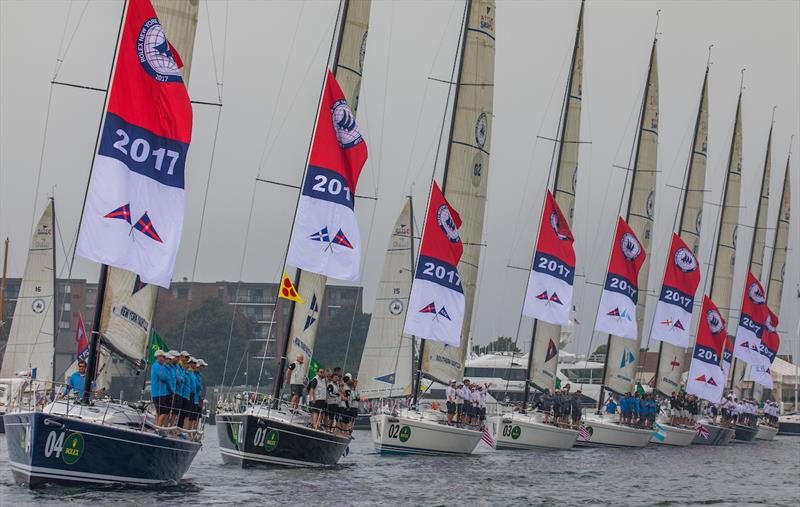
[526,0,584,393]
[286,0,371,368]
[356,199,415,398]
[602,39,659,396]
[0,201,55,381]
[422,0,496,384]
[653,67,708,394]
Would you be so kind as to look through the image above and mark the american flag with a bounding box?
[695,424,709,440]
[578,425,591,441]
[481,428,495,448]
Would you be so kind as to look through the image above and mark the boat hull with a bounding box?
[777,416,800,436]
[370,412,482,456]
[692,422,734,445]
[3,411,199,488]
[733,423,758,442]
[574,416,652,448]
[651,423,695,446]
[755,424,778,441]
[490,414,577,450]
[216,412,350,467]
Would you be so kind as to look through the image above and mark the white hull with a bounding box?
[574,414,652,448]
[651,422,695,446]
[490,413,577,450]
[755,424,778,441]
[370,411,482,456]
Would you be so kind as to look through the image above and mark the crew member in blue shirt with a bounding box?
[150,350,171,428]
[176,351,193,429]
[65,360,98,398]
[606,394,617,415]
[164,350,180,427]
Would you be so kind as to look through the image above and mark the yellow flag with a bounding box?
[279,272,305,304]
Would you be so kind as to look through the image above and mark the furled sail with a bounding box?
[357,199,414,398]
[654,68,708,394]
[603,40,659,396]
[528,0,584,393]
[0,201,55,381]
[422,0,496,384]
[766,153,791,311]
[286,0,371,367]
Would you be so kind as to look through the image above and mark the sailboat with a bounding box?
[4,0,202,487]
[0,202,57,435]
[370,0,495,456]
[216,0,372,468]
[647,62,710,447]
[757,148,793,441]
[577,28,660,449]
[491,0,584,451]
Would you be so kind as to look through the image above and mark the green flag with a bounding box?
[555,377,562,390]
[147,330,169,365]
[307,357,322,381]
[636,382,646,396]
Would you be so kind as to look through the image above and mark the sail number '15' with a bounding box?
[112,129,180,175]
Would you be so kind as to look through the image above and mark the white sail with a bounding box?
[655,68,708,394]
[766,154,791,311]
[604,41,659,395]
[0,201,55,381]
[286,0,371,367]
[357,200,414,398]
[422,0,496,384]
[529,0,584,392]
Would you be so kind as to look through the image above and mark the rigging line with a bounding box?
[27,85,56,249]
[51,0,77,78]
[52,0,92,80]
[203,0,223,102]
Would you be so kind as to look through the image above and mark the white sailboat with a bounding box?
[371,0,495,457]
[579,30,660,449]
[492,0,584,452]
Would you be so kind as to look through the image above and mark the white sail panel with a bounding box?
[766,156,791,311]
[423,0,495,384]
[286,0,371,367]
[656,70,708,394]
[0,202,55,381]
[357,200,414,398]
[749,128,773,281]
[529,2,583,391]
[604,43,658,395]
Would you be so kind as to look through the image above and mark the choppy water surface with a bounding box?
[1,429,798,506]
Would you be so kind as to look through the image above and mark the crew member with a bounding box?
[285,353,307,412]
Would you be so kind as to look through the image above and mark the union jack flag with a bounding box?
[695,424,710,440]
[133,212,163,243]
[105,203,132,224]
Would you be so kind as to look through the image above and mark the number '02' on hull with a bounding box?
[370,412,482,456]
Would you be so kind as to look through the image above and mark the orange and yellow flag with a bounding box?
[279,272,304,304]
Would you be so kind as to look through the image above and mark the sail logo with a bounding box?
[620,233,642,261]
[706,309,724,334]
[670,357,681,371]
[747,282,766,304]
[660,319,685,331]
[619,348,635,368]
[419,302,451,321]
[674,247,698,272]
[31,298,46,314]
[308,226,354,250]
[436,205,461,243]
[535,291,563,305]
[374,372,396,384]
[695,210,702,234]
[475,112,488,148]
[137,18,183,83]
[479,6,494,32]
[331,99,363,149]
[549,211,572,241]
[104,204,163,243]
[545,338,558,362]
[389,298,404,315]
[694,374,717,386]
[132,274,148,295]
[303,294,320,330]
[607,307,632,321]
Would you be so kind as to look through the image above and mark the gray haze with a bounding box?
[1,0,798,358]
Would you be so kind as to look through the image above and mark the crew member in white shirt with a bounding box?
[445,379,457,425]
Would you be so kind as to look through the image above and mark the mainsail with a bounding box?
[765,152,791,312]
[286,0,371,367]
[421,0,496,384]
[523,0,584,396]
[356,199,415,398]
[602,39,659,396]
[0,201,56,381]
[654,67,708,394]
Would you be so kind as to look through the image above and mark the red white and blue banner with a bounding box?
[733,271,769,365]
[76,0,192,288]
[522,191,575,325]
[287,70,368,282]
[404,182,464,347]
[752,308,780,388]
[595,217,646,340]
[75,315,89,363]
[686,296,726,403]
[721,335,734,378]
[651,234,701,348]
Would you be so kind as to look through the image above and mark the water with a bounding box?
[1,429,798,506]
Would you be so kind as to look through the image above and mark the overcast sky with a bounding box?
[1,0,798,357]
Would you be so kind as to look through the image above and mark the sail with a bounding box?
[528,0,584,392]
[749,127,773,281]
[286,0,371,367]
[422,0,495,384]
[766,154,791,311]
[0,201,55,381]
[357,200,414,398]
[603,41,659,395]
[655,68,708,394]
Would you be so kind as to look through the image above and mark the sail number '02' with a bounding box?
[112,129,181,175]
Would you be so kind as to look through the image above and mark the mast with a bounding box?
[523,0,584,406]
[50,198,57,383]
[0,238,8,327]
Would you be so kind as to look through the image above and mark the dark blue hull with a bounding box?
[733,424,758,442]
[216,413,350,467]
[3,412,200,488]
